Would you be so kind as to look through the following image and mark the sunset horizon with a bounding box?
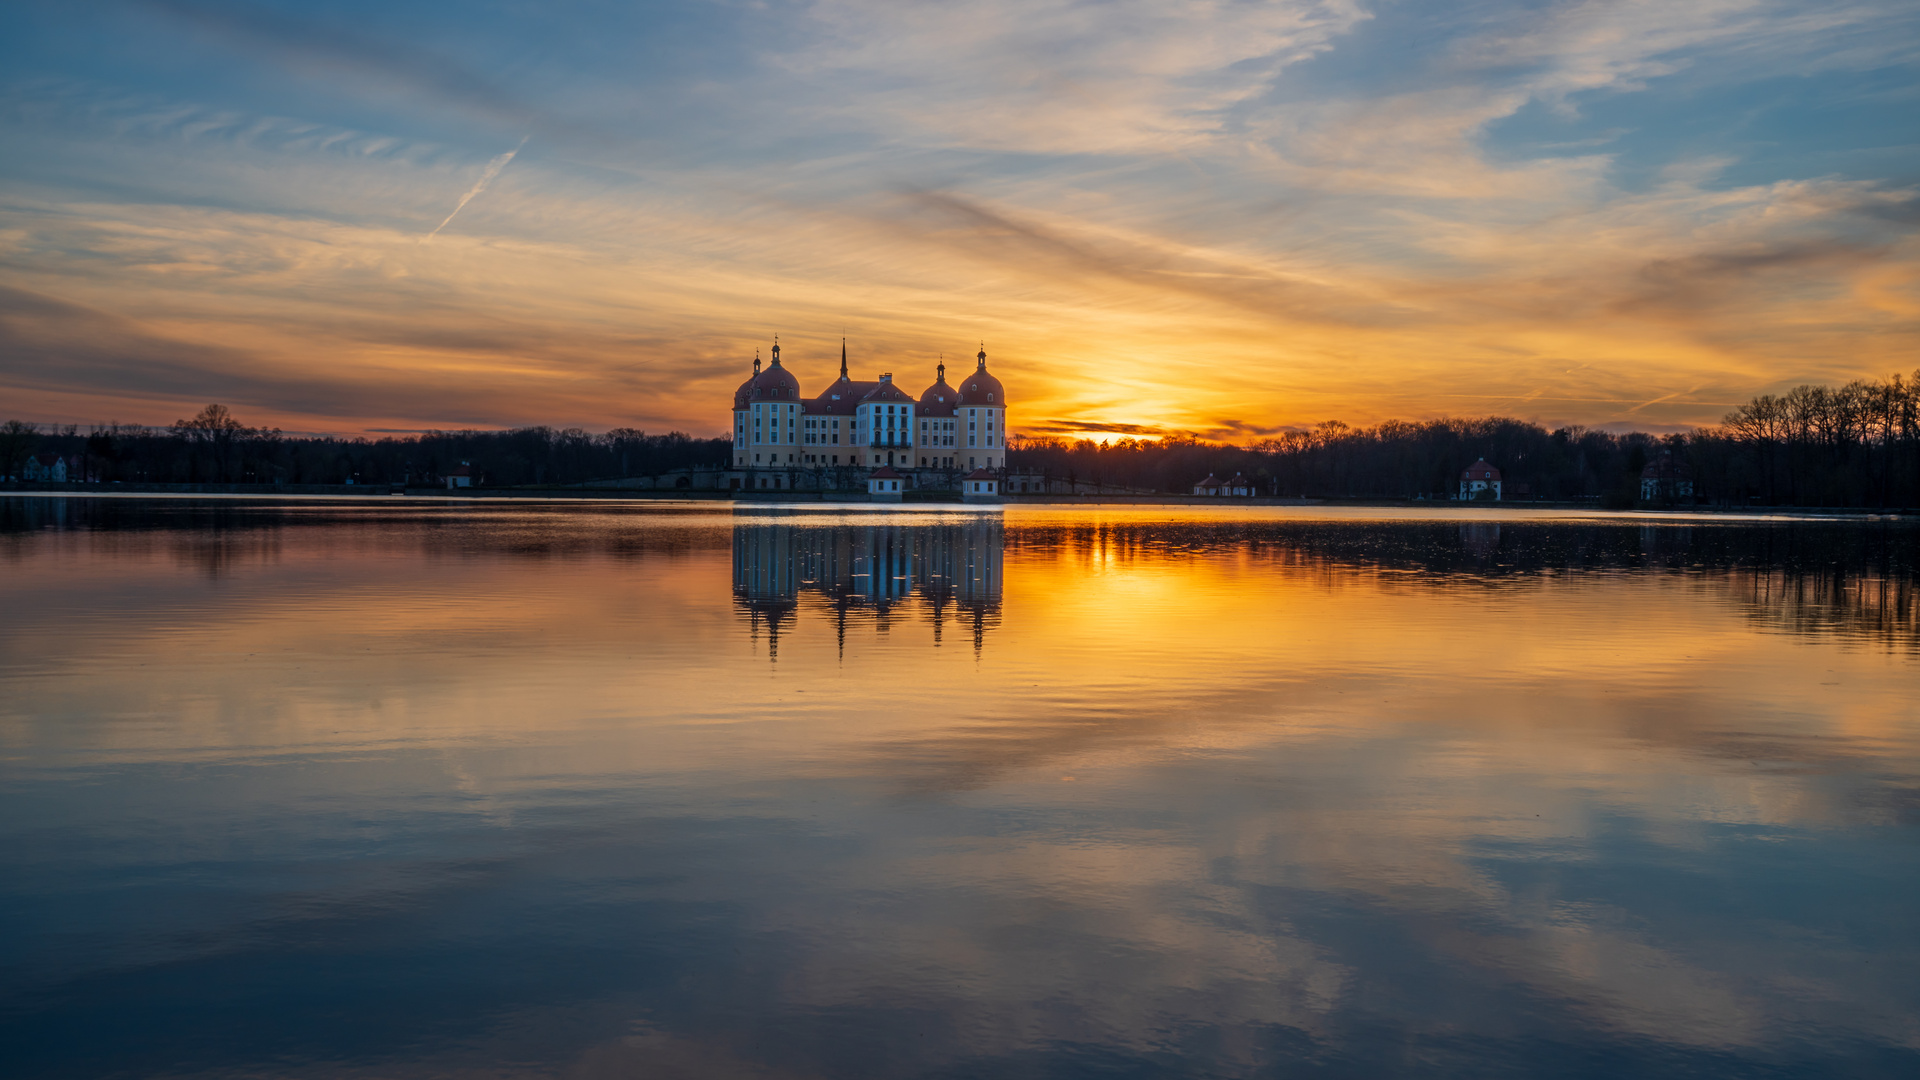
[5,1,1914,442]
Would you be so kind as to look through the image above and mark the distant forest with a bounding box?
[1013,371,1920,508]
[0,408,732,490]
[3,370,1917,507]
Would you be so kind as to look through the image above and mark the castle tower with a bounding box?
[954,345,1008,472]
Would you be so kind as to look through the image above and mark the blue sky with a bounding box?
[1,0,1915,437]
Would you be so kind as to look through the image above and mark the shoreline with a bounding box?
[1,488,1910,521]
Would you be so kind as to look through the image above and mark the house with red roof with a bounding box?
[1640,453,1693,502]
[868,465,905,502]
[1459,459,1502,500]
[22,453,71,483]
[962,468,1000,503]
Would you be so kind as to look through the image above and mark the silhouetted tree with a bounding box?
[1,420,35,480]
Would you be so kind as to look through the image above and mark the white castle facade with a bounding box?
[731,340,1007,492]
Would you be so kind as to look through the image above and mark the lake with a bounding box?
[2,498,1916,1078]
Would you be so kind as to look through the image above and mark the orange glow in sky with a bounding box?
[1,2,1915,440]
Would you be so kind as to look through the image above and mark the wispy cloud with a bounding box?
[0,0,1914,437]
[127,0,553,128]
[424,135,528,241]
[789,0,1372,153]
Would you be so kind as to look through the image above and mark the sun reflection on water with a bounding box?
[0,499,1915,1078]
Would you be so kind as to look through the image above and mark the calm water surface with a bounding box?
[2,498,1917,1079]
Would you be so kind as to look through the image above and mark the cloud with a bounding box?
[880,187,1401,328]
[789,0,1373,154]
[127,0,551,129]
[1618,238,1893,316]
[1024,419,1171,437]
[0,283,401,420]
[2,0,1916,437]
[0,280,726,431]
[1463,0,1918,104]
[424,135,529,241]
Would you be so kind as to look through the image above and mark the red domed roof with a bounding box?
[918,364,957,416]
[751,357,800,402]
[1462,458,1501,481]
[869,465,905,479]
[733,367,760,409]
[956,347,1006,406]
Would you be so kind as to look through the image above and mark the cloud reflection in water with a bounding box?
[0,501,1915,1078]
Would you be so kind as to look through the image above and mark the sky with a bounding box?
[0,0,1915,441]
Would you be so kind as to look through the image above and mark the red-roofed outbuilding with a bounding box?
[1459,458,1502,500]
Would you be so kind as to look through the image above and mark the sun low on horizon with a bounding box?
[1,0,1915,442]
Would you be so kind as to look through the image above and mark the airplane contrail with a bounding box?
[424,134,529,241]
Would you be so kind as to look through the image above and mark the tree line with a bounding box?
[1009,421,1675,506]
[3,369,1917,505]
[1,406,731,488]
[1009,370,1920,508]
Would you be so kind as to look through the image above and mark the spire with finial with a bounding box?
[840,337,848,380]
[770,336,781,366]
[937,354,945,382]
[977,343,987,369]
[753,348,761,375]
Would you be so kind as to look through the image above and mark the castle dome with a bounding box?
[733,373,758,409]
[918,362,957,416]
[733,349,762,409]
[955,345,1005,407]
[750,340,802,401]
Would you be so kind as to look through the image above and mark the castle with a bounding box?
[731,340,1007,491]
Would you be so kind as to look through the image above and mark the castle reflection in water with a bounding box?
[731,512,1003,658]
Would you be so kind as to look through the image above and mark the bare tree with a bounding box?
[1,420,36,480]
